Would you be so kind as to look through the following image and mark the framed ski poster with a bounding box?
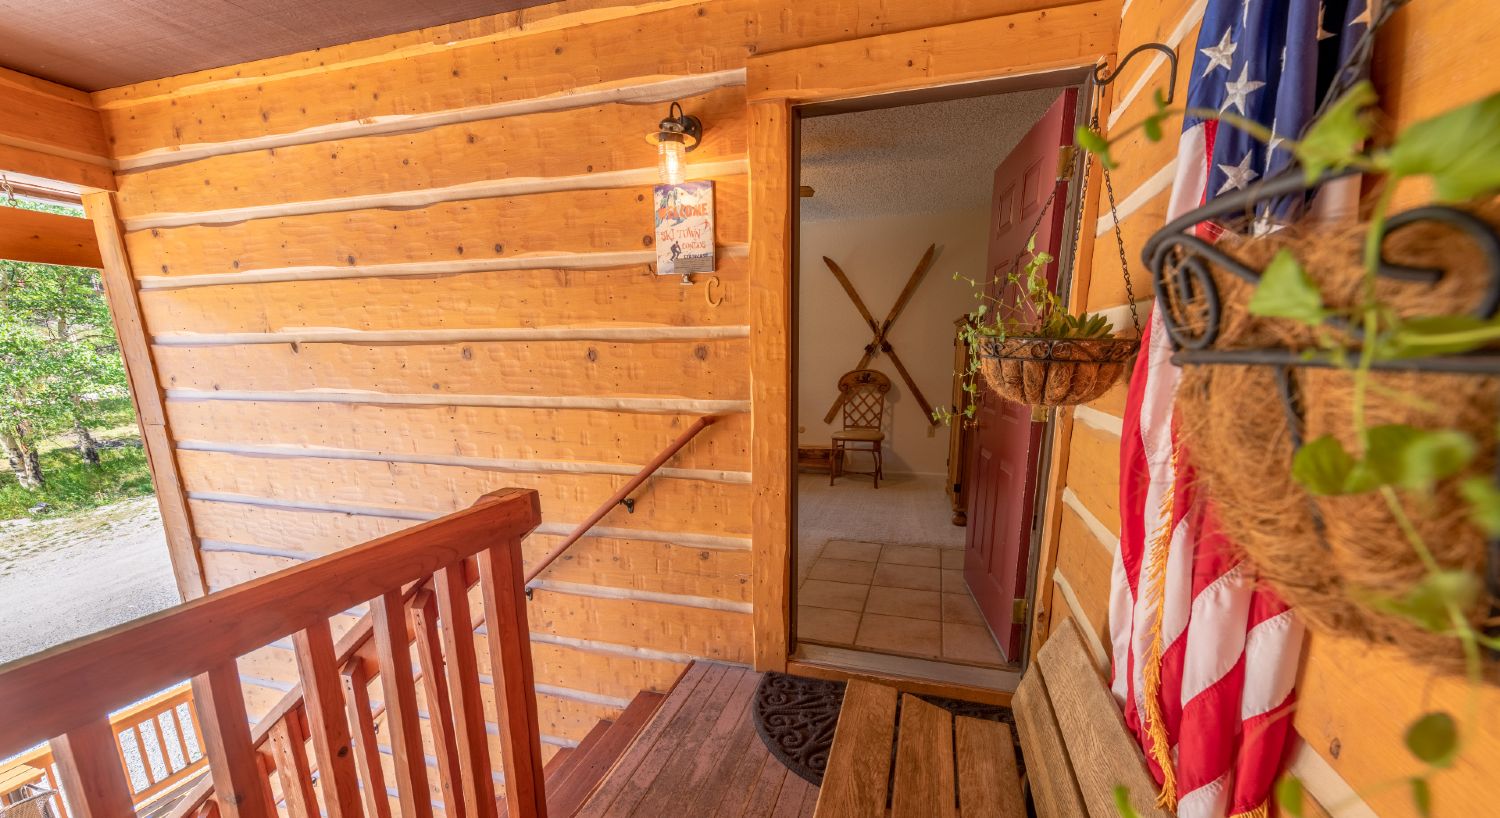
[653,180,716,277]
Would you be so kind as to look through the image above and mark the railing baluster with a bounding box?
[293,620,364,818]
[192,662,273,818]
[372,590,434,818]
[51,718,136,818]
[412,590,467,818]
[341,662,392,818]
[147,713,171,782]
[268,717,318,818]
[478,536,547,818]
[435,561,497,817]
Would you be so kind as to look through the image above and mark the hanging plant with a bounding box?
[938,136,1142,422]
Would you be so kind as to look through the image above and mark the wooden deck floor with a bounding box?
[574,662,819,817]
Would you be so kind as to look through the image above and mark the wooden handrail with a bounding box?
[524,414,721,587]
[0,488,547,818]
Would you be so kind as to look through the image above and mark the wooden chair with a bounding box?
[830,369,890,488]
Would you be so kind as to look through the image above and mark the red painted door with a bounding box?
[964,89,1077,660]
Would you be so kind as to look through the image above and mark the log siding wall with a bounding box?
[85,0,1498,813]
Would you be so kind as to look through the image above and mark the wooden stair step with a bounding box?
[955,716,1023,818]
[892,695,957,818]
[812,679,898,818]
[547,690,668,817]
[547,718,614,795]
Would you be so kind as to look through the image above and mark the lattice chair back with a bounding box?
[837,369,891,432]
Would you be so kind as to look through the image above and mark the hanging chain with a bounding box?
[1095,113,1143,335]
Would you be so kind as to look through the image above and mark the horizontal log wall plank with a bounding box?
[165,401,750,472]
[123,177,748,282]
[152,338,749,399]
[138,259,749,335]
[174,449,752,536]
[115,85,747,214]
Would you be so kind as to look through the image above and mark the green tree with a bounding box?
[0,198,126,488]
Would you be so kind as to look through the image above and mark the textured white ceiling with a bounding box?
[799,88,1064,221]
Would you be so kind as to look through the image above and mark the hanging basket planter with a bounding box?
[1147,175,1500,674]
[978,336,1138,407]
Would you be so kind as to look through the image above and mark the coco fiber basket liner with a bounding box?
[979,336,1139,407]
[1170,204,1500,673]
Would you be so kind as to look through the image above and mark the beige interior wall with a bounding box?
[796,206,988,475]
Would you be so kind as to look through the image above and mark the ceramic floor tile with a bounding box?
[871,563,942,592]
[878,544,942,567]
[941,568,966,594]
[798,579,870,612]
[942,621,1005,665]
[855,613,943,657]
[864,586,942,621]
[822,540,884,562]
[941,549,965,570]
[798,606,861,645]
[807,557,878,584]
[942,593,984,626]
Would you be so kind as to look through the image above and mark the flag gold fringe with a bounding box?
[1141,446,1180,811]
[1229,804,1269,818]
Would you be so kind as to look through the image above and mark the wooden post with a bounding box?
[412,590,466,818]
[341,662,392,818]
[435,561,498,817]
[478,535,547,818]
[372,591,434,818]
[191,663,272,818]
[292,620,363,818]
[51,719,135,818]
[267,718,318,818]
[81,192,206,601]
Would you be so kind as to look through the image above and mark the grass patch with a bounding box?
[0,442,154,519]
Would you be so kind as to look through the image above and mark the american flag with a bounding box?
[1110,2,1369,816]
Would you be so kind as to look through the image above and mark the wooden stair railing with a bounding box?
[0,488,547,818]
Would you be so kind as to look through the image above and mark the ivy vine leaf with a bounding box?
[1385,314,1500,358]
[1291,435,1356,495]
[1274,775,1305,818]
[1389,91,1500,201]
[1077,126,1116,169]
[1411,777,1433,818]
[1295,80,1377,182]
[1372,571,1481,633]
[1398,428,1477,491]
[1112,786,1142,818]
[1460,477,1500,536]
[1405,712,1460,769]
[1248,250,1327,326]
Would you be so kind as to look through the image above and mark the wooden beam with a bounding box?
[0,67,113,191]
[82,191,206,602]
[0,206,102,267]
[747,1,1118,104]
[748,98,793,673]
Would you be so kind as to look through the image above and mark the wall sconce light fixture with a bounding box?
[645,101,702,185]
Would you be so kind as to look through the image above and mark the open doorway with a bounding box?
[790,84,1088,684]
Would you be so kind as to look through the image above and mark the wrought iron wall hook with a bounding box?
[1094,43,1180,105]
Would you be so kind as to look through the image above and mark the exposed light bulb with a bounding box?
[657,136,687,185]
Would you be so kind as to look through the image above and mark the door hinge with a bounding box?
[1013,598,1029,621]
[1056,145,1079,180]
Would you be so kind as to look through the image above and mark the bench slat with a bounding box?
[956,717,1025,817]
[813,679,898,818]
[1037,620,1171,818]
[892,695,957,818]
[1012,669,1087,818]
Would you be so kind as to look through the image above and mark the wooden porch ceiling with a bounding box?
[0,0,557,91]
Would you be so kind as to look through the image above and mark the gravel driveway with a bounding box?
[0,497,179,666]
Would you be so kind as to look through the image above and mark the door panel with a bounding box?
[964,88,1078,660]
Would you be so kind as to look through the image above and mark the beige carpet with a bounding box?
[796,472,964,584]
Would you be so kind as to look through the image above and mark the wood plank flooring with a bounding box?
[575,662,818,817]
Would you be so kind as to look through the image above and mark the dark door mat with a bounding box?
[751,671,1015,785]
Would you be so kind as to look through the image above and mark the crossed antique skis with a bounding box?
[821,243,938,426]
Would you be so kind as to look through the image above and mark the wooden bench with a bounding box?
[814,621,1168,817]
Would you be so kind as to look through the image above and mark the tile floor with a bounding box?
[796,539,1006,667]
